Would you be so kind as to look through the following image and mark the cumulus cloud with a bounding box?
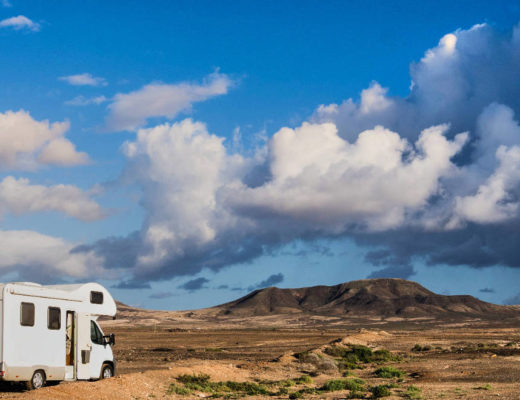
[0,176,105,221]
[65,95,108,106]
[0,110,89,169]
[79,117,468,284]
[59,73,107,87]
[454,145,520,224]
[105,71,232,131]
[313,23,520,142]
[247,273,284,291]
[0,15,39,31]
[231,122,467,231]
[72,21,520,285]
[0,230,105,281]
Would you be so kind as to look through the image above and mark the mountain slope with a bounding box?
[213,278,516,318]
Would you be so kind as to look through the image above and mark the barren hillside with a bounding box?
[211,278,518,318]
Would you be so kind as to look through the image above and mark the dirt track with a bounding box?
[1,322,519,399]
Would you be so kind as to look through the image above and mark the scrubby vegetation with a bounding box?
[323,344,401,372]
[320,377,365,392]
[374,366,405,378]
[294,375,313,384]
[412,344,432,352]
[172,373,269,396]
[170,373,319,398]
[402,385,423,399]
[370,384,392,398]
[166,383,192,395]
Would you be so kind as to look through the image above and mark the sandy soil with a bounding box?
[0,318,519,399]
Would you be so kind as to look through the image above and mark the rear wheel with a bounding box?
[100,363,114,379]
[26,370,45,390]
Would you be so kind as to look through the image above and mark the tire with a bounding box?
[26,370,46,390]
[100,363,114,380]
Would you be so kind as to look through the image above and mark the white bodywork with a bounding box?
[0,282,116,383]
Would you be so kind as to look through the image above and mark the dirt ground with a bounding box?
[0,318,519,399]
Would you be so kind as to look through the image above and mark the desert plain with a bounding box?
[0,279,519,399]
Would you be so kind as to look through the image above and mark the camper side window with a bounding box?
[20,302,35,326]
[48,307,61,330]
[90,291,103,304]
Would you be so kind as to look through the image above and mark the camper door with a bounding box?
[76,313,91,379]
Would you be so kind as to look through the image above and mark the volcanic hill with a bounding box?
[212,278,518,319]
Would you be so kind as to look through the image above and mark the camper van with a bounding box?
[0,282,117,389]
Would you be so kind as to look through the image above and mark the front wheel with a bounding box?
[100,363,114,379]
[26,370,46,390]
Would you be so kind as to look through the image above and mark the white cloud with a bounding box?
[122,119,245,268]
[2,0,12,8]
[313,23,520,142]
[0,176,105,221]
[0,109,89,169]
[115,118,467,278]
[59,73,107,87]
[454,146,520,224]
[0,15,39,31]
[71,21,520,282]
[38,138,89,166]
[360,82,392,114]
[106,71,233,131]
[232,122,467,231]
[65,95,108,106]
[0,229,105,279]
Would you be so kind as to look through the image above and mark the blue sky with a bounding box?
[1,1,520,309]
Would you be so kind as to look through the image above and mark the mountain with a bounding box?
[212,278,518,318]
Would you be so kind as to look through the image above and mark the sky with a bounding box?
[1,0,520,309]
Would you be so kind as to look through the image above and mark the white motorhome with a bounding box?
[0,282,117,389]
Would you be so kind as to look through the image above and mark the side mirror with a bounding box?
[103,333,116,346]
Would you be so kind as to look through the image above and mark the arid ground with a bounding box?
[1,317,519,399]
[1,280,519,399]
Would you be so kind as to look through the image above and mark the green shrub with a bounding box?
[175,374,269,396]
[411,344,431,352]
[371,385,391,398]
[166,384,192,395]
[474,384,492,391]
[294,375,313,384]
[325,345,373,362]
[403,385,422,399]
[289,391,303,399]
[205,347,223,352]
[338,359,365,371]
[225,381,269,395]
[326,344,400,367]
[374,366,404,378]
[177,373,211,385]
[321,378,365,392]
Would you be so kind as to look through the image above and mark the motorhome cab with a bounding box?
[0,282,117,389]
